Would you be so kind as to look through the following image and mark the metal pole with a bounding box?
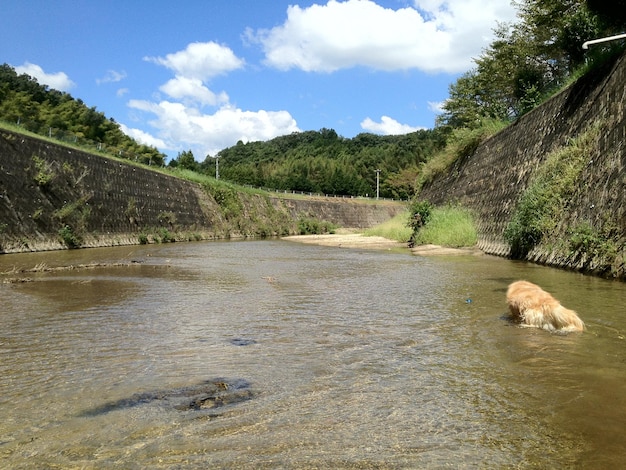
[215,157,219,180]
[375,169,381,200]
[583,32,626,50]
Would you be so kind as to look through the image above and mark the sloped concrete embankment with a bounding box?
[419,52,625,278]
[0,131,405,253]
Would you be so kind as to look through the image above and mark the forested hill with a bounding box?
[0,64,166,166]
[203,128,448,200]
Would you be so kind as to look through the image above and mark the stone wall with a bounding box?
[0,131,405,253]
[419,51,625,277]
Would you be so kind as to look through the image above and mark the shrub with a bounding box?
[407,200,432,231]
[297,216,336,235]
[58,225,82,248]
[32,155,56,187]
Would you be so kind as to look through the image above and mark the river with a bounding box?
[1,240,625,469]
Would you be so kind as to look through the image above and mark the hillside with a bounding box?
[0,64,166,166]
[202,128,448,200]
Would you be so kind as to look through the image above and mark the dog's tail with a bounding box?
[550,305,585,332]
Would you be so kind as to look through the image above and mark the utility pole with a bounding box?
[215,156,219,180]
[375,169,381,200]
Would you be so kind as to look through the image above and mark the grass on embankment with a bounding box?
[411,205,477,247]
[363,211,413,242]
[363,205,477,248]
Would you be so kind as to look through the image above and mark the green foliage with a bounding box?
[168,150,198,171]
[58,225,82,248]
[205,128,448,199]
[32,155,56,187]
[363,211,413,242]
[437,0,621,129]
[407,200,433,232]
[417,120,507,190]
[209,185,244,220]
[568,221,618,264]
[410,204,477,248]
[297,216,336,235]
[138,233,149,244]
[53,197,91,225]
[0,63,166,165]
[156,228,174,243]
[504,122,600,257]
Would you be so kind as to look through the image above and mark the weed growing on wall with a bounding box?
[204,182,244,220]
[58,225,82,248]
[32,155,56,188]
[417,119,508,191]
[565,220,620,275]
[504,122,601,257]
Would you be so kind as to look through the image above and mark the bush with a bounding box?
[407,200,432,231]
[297,216,336,235]
[58,225,82,248]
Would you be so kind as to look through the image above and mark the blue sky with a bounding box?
[1,0,517,160]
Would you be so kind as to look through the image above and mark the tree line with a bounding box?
[193,128,449,200]
[0,64,166,166]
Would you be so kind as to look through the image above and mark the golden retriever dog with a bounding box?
[506,280,585,332]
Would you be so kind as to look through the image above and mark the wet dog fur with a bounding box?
[506,280,584,332]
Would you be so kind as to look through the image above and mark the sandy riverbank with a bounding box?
[282,232,483,255]
[282,233,407,250]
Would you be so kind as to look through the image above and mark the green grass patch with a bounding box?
[411,205,477,247]
[363,210,413,242]
[417,119,507,191]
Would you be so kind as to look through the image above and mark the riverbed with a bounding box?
[1,240,624,468]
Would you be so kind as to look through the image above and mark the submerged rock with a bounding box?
[229,338,257,346]
[80,377,254,416]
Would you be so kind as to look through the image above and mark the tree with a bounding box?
[438,0,612,129]
[586,0,626,31]
[169,150,198,171]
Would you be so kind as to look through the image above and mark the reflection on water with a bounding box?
[1,240,625,468]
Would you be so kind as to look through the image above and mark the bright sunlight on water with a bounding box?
[1,240,625,468]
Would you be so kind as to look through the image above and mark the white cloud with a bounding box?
[249,0,517,73]
[361,116,424,135]
[428,100,445,114]
[118,123,169,150]
[96,69,127,85]
[159,76,229,107]
[144,41,245,81]
[135,40,300,157]
[128,99,300,157]
[14,62,75,91]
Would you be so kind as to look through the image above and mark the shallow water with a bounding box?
[0,240,625,468]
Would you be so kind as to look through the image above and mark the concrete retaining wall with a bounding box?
[419,51,625,278]
[0,131,405,253]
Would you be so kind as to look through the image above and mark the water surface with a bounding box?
[1,240,625,468]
